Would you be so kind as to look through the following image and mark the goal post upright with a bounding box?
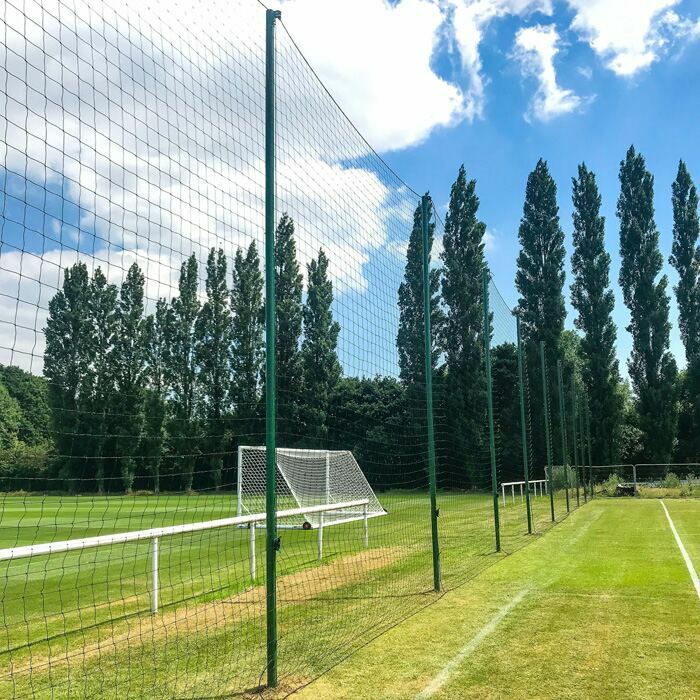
[236,445,243,517]
[540,342,555,522]
[422,194,441,592]
[483,268,501,552]
[515,313,532,534]
[264,7,280,688]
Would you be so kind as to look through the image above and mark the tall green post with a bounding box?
[585,399,593,498]
[515,315,532,534]
[264,7,281,688]
[556,360,570,513]
[579,402,588,502]
[422,194,441,592]
[483,269,501,552]
[571,380,580,507]
[540,342,555,522]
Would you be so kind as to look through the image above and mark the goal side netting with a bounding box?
[236,447,387,528]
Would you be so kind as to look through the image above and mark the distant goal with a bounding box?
[236,447,387,560]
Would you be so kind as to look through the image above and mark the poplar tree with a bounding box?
[195,248,232,489]
[230,242,265,443]
[515,159,566,468]
[143,299,168,492]
[302,249,341,443]
[85,268,117,492]
[670,161,700,358]
[111,263,147,492]
[441,168,487,486]
[164,255,201,491]
[617,146,677,462]
[274,214,304,444]
[44,263,92,484]
[670,160,700,460]
[570,164,622,464]
[515,159,566,349]
[396,198,441,385]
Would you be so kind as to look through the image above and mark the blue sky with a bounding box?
[2,0,700,380]
[280,0,700,374]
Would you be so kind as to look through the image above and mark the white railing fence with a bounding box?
[0,499,370,614]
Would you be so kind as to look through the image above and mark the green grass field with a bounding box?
[0,487,566,698]
[2,490,695,698]
[297,498,700,700]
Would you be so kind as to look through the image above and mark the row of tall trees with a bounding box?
[5,148,698,493]
[397,148,699,486]
[514,147,692,467]
[42,216,342,492]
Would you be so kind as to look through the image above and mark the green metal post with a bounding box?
[540,342,555,522]
[515,315,532,534]
[483,269,501,552]
[422,194,441,592]
[556,360,570,513]
[585,399,593,498]
[579,402,587,503]
[571,381,580,508]
[264,7,281,688]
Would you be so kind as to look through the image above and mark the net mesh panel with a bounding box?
[238,447,386,526]
[588,464,700,496]
[1,0,271,696]
[487,279,587,543]
[488,279,527,549]
[0,0,589,697]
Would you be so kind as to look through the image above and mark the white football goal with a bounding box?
[236,446,387,561]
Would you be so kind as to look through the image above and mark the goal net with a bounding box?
[236,447,387,529]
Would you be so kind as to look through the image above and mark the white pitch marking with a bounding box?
[415,589,530,699]
[660,500,700,600]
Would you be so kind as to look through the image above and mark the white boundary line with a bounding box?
[415,589,530,699]
[660,500,700,600]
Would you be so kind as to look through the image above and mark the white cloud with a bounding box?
[0,0,419,375]
[275,0,467,151]
[513,24,583,122]
[449,0,552,120]
[567,0,699,76]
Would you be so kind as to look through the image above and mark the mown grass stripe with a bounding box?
[660,500,700,599]
[414,588,530,699]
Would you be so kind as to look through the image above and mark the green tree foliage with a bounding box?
[515,159,566,469]
[397,198,441,385]
[0,366,50,447]
[617,381,644,464]
[44,262,93,485]
[195,248,232,489]
[490,343,521,482]
[617,146,677,462]
[274,214,304,444]
[230,243,264,444]
[143,299,168,492]
[85,268,118,492]
[670,161,700,461]
[570,163,622,464]
[111,263,147,492]
[328,376,412,488]
[670,161,700,358]
[0,377,21,449]
[302,249,341,444]
[164,255,201,491]
[515,159,566,350]
[441,168,487,486]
